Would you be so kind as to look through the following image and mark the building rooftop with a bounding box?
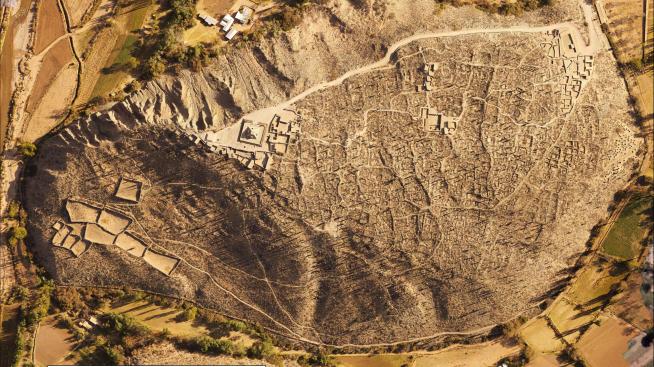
[199,13,218,26]
[220,14,235,32]
[225,28,239,40]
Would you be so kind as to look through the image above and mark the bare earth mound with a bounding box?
[22,2,641,346]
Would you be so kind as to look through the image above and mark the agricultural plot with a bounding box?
[34,316,76,367]
[334,354,409,367]
[0,304,20,367]
[575,315,640,367]
[601,194,651,260]
[90,0,154,98]
[33,0,66,54]
[108,301,208,337]
[609,268,654,330]
[520,317,565,354]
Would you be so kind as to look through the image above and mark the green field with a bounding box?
[90,1,151,98]
[601,195,652,260]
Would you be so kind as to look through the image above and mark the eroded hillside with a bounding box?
[21,0,642,346]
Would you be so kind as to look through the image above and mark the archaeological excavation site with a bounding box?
[18,0,644,348]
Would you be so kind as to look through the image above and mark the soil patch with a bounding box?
[34,316,76,367]
[33,0,67,54]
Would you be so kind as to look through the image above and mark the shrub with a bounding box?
[55,288,86,312]
[193,336,234,355]
[11,226,27,240]
[8,201,20,218]
[247,339,275,359]
[179,306,197,321]
[144,54,166,78]
[17,141,37,158]
[103,313,148,336]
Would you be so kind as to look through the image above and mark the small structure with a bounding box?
[235,6,254,24]
[238,120,266,146]
[114,177,142,203]
[198,13,218,26]
[143,249,180,276]
[83,223,116,246]
[420,107,457,135]
[220,14,234,32]
[66,200,101,223]
[89,316,101,327]
[225,28,238,40]
[114,232,147,257]
[97,209,131,235]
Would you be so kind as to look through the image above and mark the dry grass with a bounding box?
[519,317,565,354]
[566,263,624,306]
[609,271,654,330]
[33,0,67,54]
[546,298,596,344]
[575,315,639,367]
[23,64,78,142]
[25,41,74,114]
[107,300,209,337]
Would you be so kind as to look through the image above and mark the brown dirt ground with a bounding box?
[34,316,76,367]
[608,272,654,331]
[63,0,97,27]
[33,0,67,55]
[0,0,32,146]
[196,0,235,17]
[25,40,74,115]
[23,64,78,142]
[526,354,560,367]
[576,315,639,367]
[0,17,12,145]
[0,304,21,367]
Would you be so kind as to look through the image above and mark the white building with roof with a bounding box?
[235,6,254,24]
[225,28,238,40]
[198,13,218,26]
[220,14,234,32]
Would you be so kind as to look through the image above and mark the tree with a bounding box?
[7,201,20,218]
[17,141,37,158]
[247,339,275,359]
[11,226,27,240]
[180,306,197,321]
[144,54,166,78]
[54,288,85,312]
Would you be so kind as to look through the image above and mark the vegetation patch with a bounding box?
[601,195,651,260]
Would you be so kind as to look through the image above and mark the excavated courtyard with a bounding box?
[21,2,642,346]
